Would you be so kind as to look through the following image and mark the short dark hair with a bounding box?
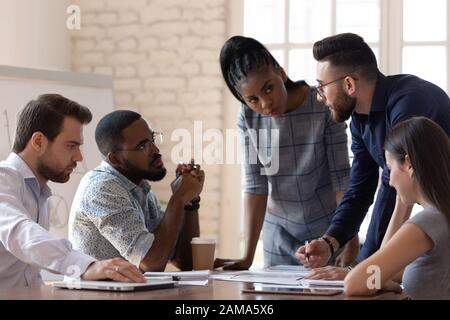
[220,35,296,104]
[13,94,92,153]
[95,110,142,156]
[313,33,378,81]
[384,117,450,222]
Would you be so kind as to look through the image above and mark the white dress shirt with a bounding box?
[0,153,95,288]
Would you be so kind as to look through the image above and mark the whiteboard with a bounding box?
[0,65,114,239]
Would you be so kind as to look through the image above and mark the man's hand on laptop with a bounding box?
[81,258,146,283]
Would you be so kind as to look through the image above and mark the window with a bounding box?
[242,0,449,93]
[235,0,449,268]
[401,0,448,91]
[243,0,381,86]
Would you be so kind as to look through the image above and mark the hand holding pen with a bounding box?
[304,240,310,264]
[294,239,330,268]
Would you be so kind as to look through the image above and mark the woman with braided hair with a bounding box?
[215,35,358,269]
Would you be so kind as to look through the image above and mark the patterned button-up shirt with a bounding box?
[69,161,164,266]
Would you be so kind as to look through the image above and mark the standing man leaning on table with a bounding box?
[296,33,450,279]
[0,94,145,289]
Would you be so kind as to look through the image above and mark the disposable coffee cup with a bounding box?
[191,237,216,270]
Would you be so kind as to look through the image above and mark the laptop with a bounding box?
[52,279,176,292]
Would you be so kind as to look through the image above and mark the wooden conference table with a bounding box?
[0,279,402,300]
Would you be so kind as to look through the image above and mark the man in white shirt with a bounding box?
[0,94,145,288]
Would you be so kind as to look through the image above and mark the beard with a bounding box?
[330,89,357,123]
[122,154,167,182]
[37,159,75,183]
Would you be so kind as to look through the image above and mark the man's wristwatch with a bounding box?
[320,236,335,257]
[184,196,200,211]
[346,260,359,271]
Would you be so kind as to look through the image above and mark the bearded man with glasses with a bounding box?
[69,110,205,272]
[296,33,450,281]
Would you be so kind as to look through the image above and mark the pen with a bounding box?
[190,158,199,170]
[305,240,310,264]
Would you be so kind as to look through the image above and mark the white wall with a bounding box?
[0,0,242,259]
[0,0,71,70]
[71,0,240,257]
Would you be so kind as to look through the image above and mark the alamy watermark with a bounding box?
[366,265,381,290]
[66,5,81,30]
[64,265,82,289]
[170,121,280,176]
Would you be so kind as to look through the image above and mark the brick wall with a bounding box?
[71,0,227,245]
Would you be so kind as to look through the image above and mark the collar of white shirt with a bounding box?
[5,152,52,198]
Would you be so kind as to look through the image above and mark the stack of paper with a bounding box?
[266,265,311,273]
[144,270,210,286]
[209,265,344,291]
[210,268,309,286]
[301,278,345,289]
[267,266,344,288]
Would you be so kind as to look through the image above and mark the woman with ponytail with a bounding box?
[345,117,450,299]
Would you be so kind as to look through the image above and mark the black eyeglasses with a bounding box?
[315,76,348,98]
[115,132,163,153]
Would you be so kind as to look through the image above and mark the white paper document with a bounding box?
[248,269,310,277]
[211,269,307,286]
[267,265,311,273]
[177,280,209,286]
[144,270,210,280]
[253,283,344,291]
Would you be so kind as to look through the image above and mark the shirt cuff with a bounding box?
[60,250,97,279]
[129,232,154,267]
[325,225,352,248]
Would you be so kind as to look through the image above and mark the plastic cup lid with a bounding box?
[191,237,216,244]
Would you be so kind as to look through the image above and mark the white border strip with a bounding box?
[0,65,113,88]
